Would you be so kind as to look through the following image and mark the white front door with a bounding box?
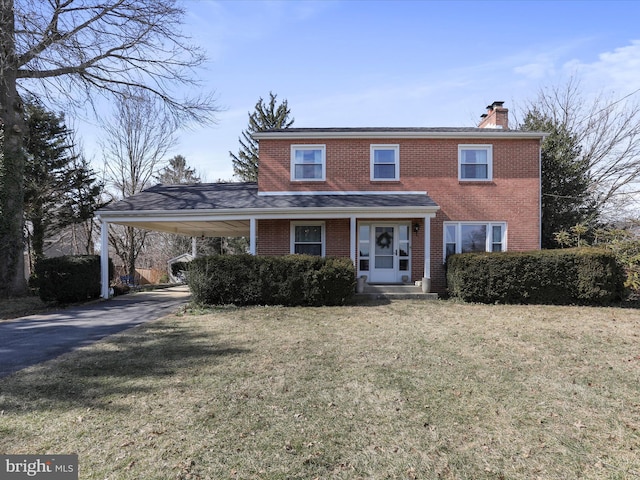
[372,225,396,283]
[367,224,411,283]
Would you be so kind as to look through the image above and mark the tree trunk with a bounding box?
[0,0,27,297]
[126,226,136,283]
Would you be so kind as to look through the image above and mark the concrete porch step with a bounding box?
[356,284,438,300]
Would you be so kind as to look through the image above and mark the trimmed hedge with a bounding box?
[447,248,625,305]
[188,254,356,306]
[35,255,114,304]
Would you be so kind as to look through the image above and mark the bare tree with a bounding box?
[0,0,217,297]
[102,87,175,282]
[523,78,640,220]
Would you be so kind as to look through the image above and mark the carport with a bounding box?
[96,183,258,299]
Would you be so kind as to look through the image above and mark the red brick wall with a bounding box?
[256,136,541,293]
[256,219,351,258]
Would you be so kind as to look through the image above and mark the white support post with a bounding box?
[100,218,110,299]
[422,216,432,293]
[192,237,197,258]
[350,216,357,265]
[249,218,256,255]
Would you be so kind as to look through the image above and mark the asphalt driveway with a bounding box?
[0,286,191,378]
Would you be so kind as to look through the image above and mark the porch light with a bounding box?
[413,222,420,235]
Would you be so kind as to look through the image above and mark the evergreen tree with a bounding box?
[521,109,598,248]
[230,92,294,182]
[156,155,200,184]
[22,101,104,263]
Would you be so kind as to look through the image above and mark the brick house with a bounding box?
[97,101,545,298]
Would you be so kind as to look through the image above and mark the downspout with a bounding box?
[539,138,543,249]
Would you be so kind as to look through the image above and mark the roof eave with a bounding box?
[97,204,440,221]
[252,130,547,140]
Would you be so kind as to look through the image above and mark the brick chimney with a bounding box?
[478,101,508,129]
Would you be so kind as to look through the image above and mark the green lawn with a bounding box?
[1,300,639,479]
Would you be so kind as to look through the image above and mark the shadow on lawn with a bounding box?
[0,320,249,413]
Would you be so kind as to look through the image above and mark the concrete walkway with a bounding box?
[0,286,191,378]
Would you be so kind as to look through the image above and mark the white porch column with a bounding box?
[100,218,110,299]
[423,216,431,290]
[192,237,197,258]
[249,217,257,255]
[349,216,357,265]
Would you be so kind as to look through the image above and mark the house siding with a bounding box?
[257,136,541,294]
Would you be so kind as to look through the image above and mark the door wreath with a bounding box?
[376,231,393,249]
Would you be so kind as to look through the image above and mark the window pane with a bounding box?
[374,164,396,179]
[295,149,322,164]
[374,227,394,254]
[359,225,370,239]
[295,225,322,243]
[492,225,502,243]
[295,243,322,256]
[399,259,409,271]
[399,225,409,241]
[295,164,322,179]
[461,164,488,179]
[374,149,396,163]
[359,244,370,257]
[461,224,487,253]
[375,256,393,269]
[445,225,456,244]
[492,243,502,252]
[446,243,456,258]
[461,149,487,164]
[359,259,369,271]
[399,244,409,257]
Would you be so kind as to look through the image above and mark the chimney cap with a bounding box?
[490,101,505,109]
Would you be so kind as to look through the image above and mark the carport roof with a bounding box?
[97,182,439,213]
[96,182,439,237]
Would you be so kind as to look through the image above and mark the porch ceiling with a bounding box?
[116,219,250,237]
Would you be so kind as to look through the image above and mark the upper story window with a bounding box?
[291,145,326,181]
[459,145,493,181]
[371,144,400,181]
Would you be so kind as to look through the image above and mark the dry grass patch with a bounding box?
[0,294,50,321]
[1,301,639,479]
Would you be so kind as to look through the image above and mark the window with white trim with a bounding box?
[291,222,325,256]
[291,145,326,181]
[371,144,399,181]
[443,222,506,260]
[458,145,492,181]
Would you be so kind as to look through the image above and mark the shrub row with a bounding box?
[188,254,356,306]
[447,248,625,305]
[34,255,113,304]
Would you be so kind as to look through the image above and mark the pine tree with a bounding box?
[22,100,104,263]
[156,155,200,184]
[230,92,294,182]
[521,109,598,248]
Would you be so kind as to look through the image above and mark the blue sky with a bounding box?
[91,0,640,182]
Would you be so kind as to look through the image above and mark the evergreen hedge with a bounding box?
[447,248,625,305]
[35,255,113,303]
[188,254,356,306]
